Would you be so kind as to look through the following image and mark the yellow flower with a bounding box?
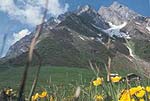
[119,86,145,101]
[94,95,103,101]
[110,76,122,83]
[135,90,145,98]
[129,86,143,96]
[39,91,48,98]
[146,86,150,92]
[139,98,144,101]
[119,90,131,101]
[93,77,103,86]
[32,93,39,101]
[131,98,135,101]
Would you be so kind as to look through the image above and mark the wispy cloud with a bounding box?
[0,0,69,26]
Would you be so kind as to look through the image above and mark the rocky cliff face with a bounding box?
[76,5,110,29]
[121,17,150,40]
[98,1,141,25]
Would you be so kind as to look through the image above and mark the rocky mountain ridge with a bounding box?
[98,1,141,25]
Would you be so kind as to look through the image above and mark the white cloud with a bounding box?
[0,0,69,26]
[12,29,31,44]
[46,0,69,16]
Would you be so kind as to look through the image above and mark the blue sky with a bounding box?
[61,0,150,16]
[0,0,150,57]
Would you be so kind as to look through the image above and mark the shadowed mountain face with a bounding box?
[1,2,150,69]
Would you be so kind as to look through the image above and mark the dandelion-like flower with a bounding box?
[119,86,146,101]
[129,86,143,96]
[94,95,103,101]
[119,90,131,101]
[93,77,103,86]
[146,86,150,92]
[110,76,122,83]
[39,91,48,98]
[32,93,39,101]
[135,90,145,98]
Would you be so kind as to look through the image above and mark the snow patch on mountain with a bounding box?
[135,22,141,25]
[104,22,130,39]
[108,22,127,30]
[79,35,85,41]
[54,18,61,24]
[126,46,135,58]
[146,27,150,32]
[95,37,105,44]
[89,37,95,40]
[77,5,90,15]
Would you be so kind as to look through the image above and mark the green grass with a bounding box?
[0,66,95,94]
[1,66,150,100]
[0,65,139,91]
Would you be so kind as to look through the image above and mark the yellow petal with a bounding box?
[93,77,103,86]
[135,90,145,98]
[131,98,135,101]
[119,90,131,101]
[146,86,150,92]
[111,76,122,83]
[94,95,103,101]
[32,93,39,101]
[139,98,144,101]
[39,91,47,98]
[129,86,143,96]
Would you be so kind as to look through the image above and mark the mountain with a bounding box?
[1,2,150,70]
[98,2,150,63]
[98,1,141,25]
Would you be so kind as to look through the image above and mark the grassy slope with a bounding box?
[134,39,150,62]
[36,36,110,67]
